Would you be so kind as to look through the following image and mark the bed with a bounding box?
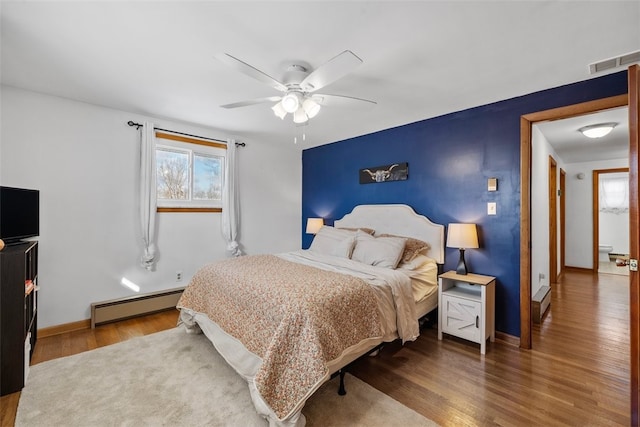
[177,204,444,426]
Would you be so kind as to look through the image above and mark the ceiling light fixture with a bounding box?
[281,92,302,113]
[271,102,287,120]
[293,107,308,124]
[272,93,322,124]
[302,98,321,119]
[578,122,617,138]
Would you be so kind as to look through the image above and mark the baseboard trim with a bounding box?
[495,331,519,347]
[39,319,91,338]
[564,266,596,274]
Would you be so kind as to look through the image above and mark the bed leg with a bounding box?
[338,370,347,396]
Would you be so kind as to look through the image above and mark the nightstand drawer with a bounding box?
[441,294,481,342]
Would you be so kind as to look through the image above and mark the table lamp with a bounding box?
[447,223,479,275]
[306,218,324,234]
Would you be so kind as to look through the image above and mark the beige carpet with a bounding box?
[16,327,437,426]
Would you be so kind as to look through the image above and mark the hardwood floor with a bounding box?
[1,270,630,426]
[351,269,630,426]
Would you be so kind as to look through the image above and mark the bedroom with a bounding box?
[1,1,639,426]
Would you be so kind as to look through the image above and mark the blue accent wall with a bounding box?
[302,71,628,337]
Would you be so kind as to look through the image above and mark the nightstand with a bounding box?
[438,270,496,354]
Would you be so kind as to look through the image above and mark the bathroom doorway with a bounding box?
[594,168,630,276]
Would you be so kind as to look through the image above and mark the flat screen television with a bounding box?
[0,186,40,243]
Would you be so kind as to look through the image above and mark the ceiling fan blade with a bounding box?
[312,94,377,110]
[221,96,282,109]
[300,50,363,92]
[216,53,288,92]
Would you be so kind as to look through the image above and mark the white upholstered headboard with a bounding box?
[333,204,445,264]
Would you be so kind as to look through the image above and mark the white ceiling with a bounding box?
[536,107,629,163]
[1,1,639,152]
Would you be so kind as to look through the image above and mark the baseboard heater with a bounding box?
[532,285,551,324]
[91,287,184,328]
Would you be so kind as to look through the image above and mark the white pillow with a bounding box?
[351,231,406,269]
[396,255,438,301]
[309,226,356,258]
[397,254,433,271]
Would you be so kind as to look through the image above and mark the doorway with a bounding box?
[520,94,629,349]
[594,168,630,276]
[519,71,640,422]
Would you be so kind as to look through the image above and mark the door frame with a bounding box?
[628,64,639,426]
[560,168,566,278]
[549,156,558,284]
[592,167,629,273]
[519,93,628,350]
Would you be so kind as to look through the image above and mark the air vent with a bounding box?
[589,50,640,74]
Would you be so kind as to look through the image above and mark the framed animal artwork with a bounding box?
[359,162,408,184]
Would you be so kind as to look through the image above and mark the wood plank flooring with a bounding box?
[1,269,630,426]
[350,269,630,426]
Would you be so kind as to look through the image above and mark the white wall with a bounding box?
[531,125,565,296]
[1,85,301,328]
[564,158,628,269]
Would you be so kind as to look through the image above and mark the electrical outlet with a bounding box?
[176,271,182,282]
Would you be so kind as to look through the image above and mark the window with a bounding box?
[155,132,225,212]
[599,173,629,214]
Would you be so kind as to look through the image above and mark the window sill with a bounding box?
[157,207,222,213]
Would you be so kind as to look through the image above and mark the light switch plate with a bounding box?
[488,202,497,215]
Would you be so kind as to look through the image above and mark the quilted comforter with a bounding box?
[177,254,384,420]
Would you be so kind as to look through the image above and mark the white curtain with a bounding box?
[600,175,629,214]
[221,139,243,257]
[140,122,158,270]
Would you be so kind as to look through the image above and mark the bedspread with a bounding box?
[176,254,383,420]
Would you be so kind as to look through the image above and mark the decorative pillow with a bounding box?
[351,231,406,269]
[337,227,375,235]
[378,234,430,263]
[309,226,356,258]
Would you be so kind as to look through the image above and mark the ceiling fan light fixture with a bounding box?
[272,102,287,119]
[578,122,617,138]
[302,98,321,119]
[293,108,308,124]
[281,92,301,113]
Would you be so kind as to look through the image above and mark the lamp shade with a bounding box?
[293,108,308,124]
[302,98,321,119]
[446,223,479,249]
[306,218,324,234]
[272,102,287,119]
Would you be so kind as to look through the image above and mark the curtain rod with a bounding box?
[127,121,246,147]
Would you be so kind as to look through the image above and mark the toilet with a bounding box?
[599,244,614,262]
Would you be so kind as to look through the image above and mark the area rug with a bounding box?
[16,327,436,426]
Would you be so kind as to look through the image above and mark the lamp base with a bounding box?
[456,248,468,275]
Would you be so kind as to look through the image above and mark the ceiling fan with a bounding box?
[216,50,376,124]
